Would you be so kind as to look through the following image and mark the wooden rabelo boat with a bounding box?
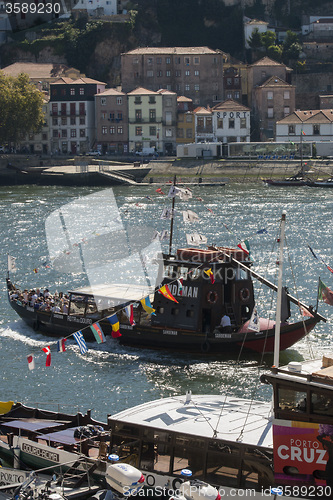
[6,242,324,355]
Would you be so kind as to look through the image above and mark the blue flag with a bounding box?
[73,331,88,354]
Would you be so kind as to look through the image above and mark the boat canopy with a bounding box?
[110,394,273,448]
[38,427,83,445]
[1,420,63,432]
[69,283,153,302]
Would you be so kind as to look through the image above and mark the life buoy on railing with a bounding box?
[200,340,210,353]
[206,291,218,305]
[239,288,250,302]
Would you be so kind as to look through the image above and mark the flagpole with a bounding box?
[273,211,286,369]
[300,129,303,174]
[168,175,176,255]
[316,276,320,312]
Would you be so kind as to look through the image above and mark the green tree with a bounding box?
[247,28,263,51]
[267,44,283,62]
[0,72,44,146]
[261,30,276,50]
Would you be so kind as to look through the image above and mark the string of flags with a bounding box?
[15,179,272,371]
[308,245,333,275]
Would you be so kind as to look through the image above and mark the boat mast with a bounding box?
[273,211,286,368]
[300,129,303,173]
[168,175,176,255]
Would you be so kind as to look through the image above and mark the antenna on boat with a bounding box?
[273,211,286,368]
[168,175,176,255]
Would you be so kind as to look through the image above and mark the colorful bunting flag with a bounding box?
[125,304,135,326]
[90,322,106,344]
[237,240,250,256]
[42,261,51,268]
[108,314,122,338]
[308,245,333,275]
[182,210,199,222]
[186,233,207,245]
[300,305,314,318]
[256,228,268,234]
[57,338,66,352]
[7,255,17,272]
[73,331,88,354]
[33,268,38,274]
[318,278,333,306]
[177,278,183,296]
[140,296,156,315]
[204,268,215,284]
[156,188,165,195]
[42,346,51,366]
[159,284,179,303]
[27,354,35,371]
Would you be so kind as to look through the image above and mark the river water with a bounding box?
[0,181,332,422]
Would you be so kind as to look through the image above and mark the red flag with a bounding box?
[159,284,179,303]
[27,354,35,371]
[156,188,165,195]
[42,346,51,367]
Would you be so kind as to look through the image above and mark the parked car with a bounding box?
[135,147,156,156]
[86,151,101,156]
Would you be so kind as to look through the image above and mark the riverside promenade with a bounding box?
[0,154,332,185]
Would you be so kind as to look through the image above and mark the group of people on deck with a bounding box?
[9,286,69,314]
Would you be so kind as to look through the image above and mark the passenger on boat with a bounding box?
[219,308,232,333]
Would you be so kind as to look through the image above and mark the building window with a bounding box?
[70,117,76,125]
[80,129,85,137]
[186,129,192,138]
[101,97,106,105]
[157,71,162,77]
[267,107,274,118]
[227,78,232,86]
[109,113,115,121]
[218,119,223,128]
[117,112,123,120]
[176,84,181,92]
[226,92,232,99]
[166,70,171,77]
[79,87,84,95]
[117,97,122,105]
[166,57,171,64]
[133,57,139,64]
[284,107,290,116]
[134,97,142,104]
[185,70,190,76]
[194,57,200,64]
[175,57,181,64]
[150,126,156,135]
[234,78,239,85]
[70,88,75,95]
[165,111,172,126]
[175,70,181,77]
[102,126,108,134]
[194,70,200,76]
[167,84,172,90]
[80,117,85,125]
[42,133,47,141]
[149,96,156,104]
[52,118,58,126]
[240,118,246,128]
[101,112,107,120]
[166,128,172,137]
[177,128,184,138]
[147,70,153,77]
[70,129,76,138]
[229,118,235,129]
[147,57,153,65]
[53,130,58,138]
[284,91,290,99]
[117,126,123,134]
[313,124,320,135]
[61,129,67,138]
[110,126,115,134]
[156,57,162,64]
[186,114,193,123]
[184,57,190,65]
[61,117,67,125]
[149,109,156,122]
[136,127,142,136]
[288,125,295,134]
[185,84,190,91]
[194,84,200,91]
[267,91,273,100]
[135,109,142,121]
[234,91,240,99]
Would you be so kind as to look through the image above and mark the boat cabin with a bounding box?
[151,247,255,333]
